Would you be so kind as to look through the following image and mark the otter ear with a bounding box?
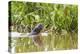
[37,24,43,30]
[32,23,43,31]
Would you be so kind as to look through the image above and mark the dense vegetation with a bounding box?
[9,1,78,53]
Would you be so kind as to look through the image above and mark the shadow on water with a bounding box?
[11,31,78,53]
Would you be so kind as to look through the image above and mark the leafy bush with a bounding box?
[9,1,78,33]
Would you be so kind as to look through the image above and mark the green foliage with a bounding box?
[9,1,78,53]
[10,1,78,33]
